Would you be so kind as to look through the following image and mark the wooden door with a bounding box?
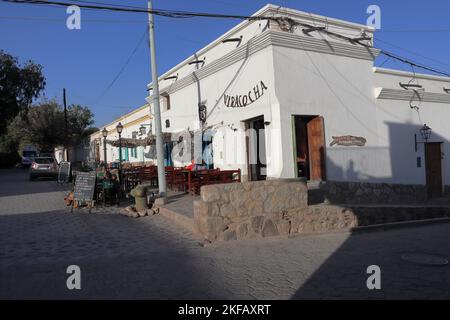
[425,143,443,198]
[307,116,326,181]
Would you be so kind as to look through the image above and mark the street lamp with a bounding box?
[415,124,432,152]
[102,127,108,168]
[420,124,432,142]
[116,122,123,169]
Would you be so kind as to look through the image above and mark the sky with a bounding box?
[1,0,450,127]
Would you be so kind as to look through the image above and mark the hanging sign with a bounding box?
[223,81,268,108]
[330,135,367,147]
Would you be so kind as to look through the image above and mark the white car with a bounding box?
[29,157,59,181]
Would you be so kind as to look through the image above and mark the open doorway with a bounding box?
[292,115,326,181]
[245,116,267,181]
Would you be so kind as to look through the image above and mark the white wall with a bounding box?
[373,69,450,185]
[273,45,380,181]
[155,44,278,176]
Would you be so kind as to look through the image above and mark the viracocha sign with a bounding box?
[223,81,268,108]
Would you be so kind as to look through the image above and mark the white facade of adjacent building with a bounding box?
[90,104,154,165]
[92,4,450,192]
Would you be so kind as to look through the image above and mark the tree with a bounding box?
[6,100,96,152]
[0,50,46,136]
[7,100,64,151]
[66,104,96,147]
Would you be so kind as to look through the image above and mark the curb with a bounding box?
[156,205,198,235]
[351,217,450,233]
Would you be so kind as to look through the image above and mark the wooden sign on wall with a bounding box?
[330,135,367,147]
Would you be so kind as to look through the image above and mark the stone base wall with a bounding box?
[317,181,429,205]
[194,180,450,242]
[292,205,450,234]
[194,179,308,242]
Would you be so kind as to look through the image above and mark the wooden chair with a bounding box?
[187,170,202,195]
[219,169,241,183]
[165,166,174,190]
[172,168,187,192]
[203,169,221,186]
[139,166,157,186]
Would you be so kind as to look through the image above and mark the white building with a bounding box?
[90,104,154,165]
[92,4,450,197]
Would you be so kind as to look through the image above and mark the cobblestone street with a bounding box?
[1,169,450,299]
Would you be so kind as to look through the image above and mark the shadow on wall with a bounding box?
[327,122,448,184]
[309,122,450,205]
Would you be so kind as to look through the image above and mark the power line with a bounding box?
[0,15,144,23]
[379,50,450,77]
[380,28,450,33]
[0,0,276,20]
[375,36,450,69]
[3,0,450,77]
[95,28,147,103]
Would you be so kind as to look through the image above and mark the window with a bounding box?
[161,94,171,111]
[132,131,137,139]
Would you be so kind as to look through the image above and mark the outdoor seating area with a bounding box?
[93,164,241,203]
[121,165,241,195]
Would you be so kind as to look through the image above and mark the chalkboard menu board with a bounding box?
[58,161,71,183]
[73,171,96,203]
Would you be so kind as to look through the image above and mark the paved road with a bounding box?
[1,169,450,299]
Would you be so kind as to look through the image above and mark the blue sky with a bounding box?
[1,0,450,127]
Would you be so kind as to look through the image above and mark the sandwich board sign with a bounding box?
[58,161,71,183]
[71,171,96,213]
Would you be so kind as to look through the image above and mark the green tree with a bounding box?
[7,100,97,152]
[7,100,64,151]
[0,50,46,136]
[66,104,96,146]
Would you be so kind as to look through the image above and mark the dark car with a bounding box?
[29,157,58,181]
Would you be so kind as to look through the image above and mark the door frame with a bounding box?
[291,114,326,181]
[244,115,266,181]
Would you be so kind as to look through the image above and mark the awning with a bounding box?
[106,132,173,148]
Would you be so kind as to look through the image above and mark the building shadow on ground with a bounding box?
[290,223,450,300]
[0,208,227,299]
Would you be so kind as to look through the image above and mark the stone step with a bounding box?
[157,205,198,235]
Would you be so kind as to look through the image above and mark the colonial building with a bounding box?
[92,4,450,197]
[90,104,154,165]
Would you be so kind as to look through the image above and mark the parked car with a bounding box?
[21,146,39,167]
[29,157,59,181]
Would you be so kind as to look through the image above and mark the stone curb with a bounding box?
[156,205,199,236]
[351,217,450,233]
[286,217,450,239]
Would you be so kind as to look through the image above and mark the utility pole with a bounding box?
[63,88,69,162]
[147,0,167,198]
